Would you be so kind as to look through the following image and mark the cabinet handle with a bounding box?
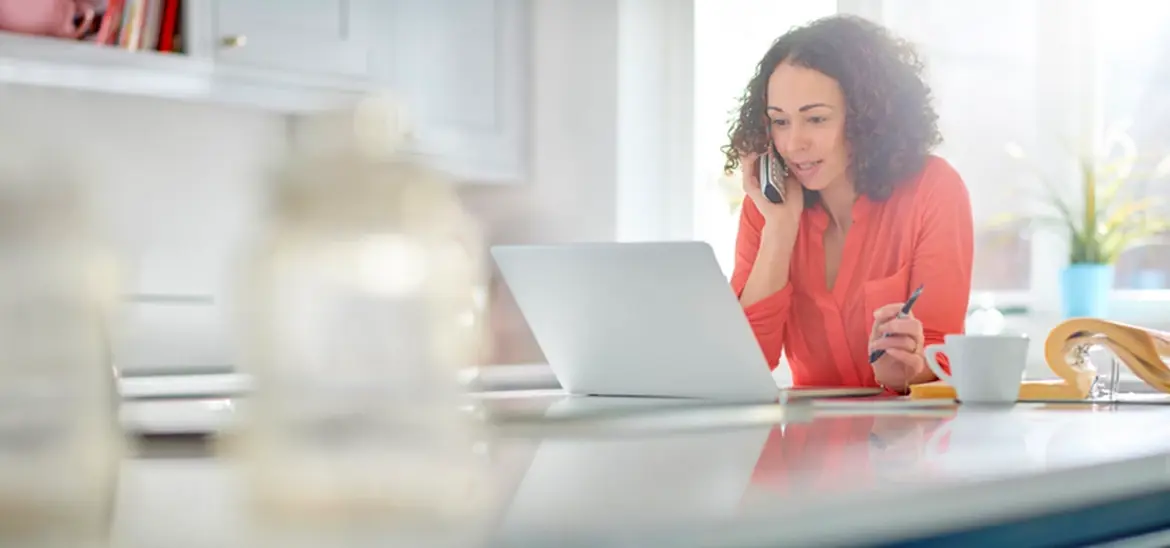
[220,35,248,48]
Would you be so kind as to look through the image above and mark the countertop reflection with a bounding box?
[108,393,1170,547]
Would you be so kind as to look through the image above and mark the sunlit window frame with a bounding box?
[967,0,1170,325]
[690,0,1170,327]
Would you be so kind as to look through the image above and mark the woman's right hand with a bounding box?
[742,152,804,234]
[735,152,802,309]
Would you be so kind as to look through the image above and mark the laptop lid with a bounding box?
[490,241,779,402]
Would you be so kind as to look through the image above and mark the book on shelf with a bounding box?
[84,0,182,54]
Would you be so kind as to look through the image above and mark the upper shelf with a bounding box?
[0,31,370,112]
[0,32,211,95]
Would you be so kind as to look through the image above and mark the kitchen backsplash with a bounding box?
[0,84,287,296]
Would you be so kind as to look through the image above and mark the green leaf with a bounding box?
[1095,156,1170,216]
[1082,156,1098,249]
[1003,144,1083,234]
[1101,196,1163,236]
[1099,218,1170,263]
[1070,230,1090,263]
[1006,129,1170,265]
[1035,171,1081,233]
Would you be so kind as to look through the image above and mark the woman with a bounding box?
[725,15,974,394]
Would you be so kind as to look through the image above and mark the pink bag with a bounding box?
[0,0,97,39]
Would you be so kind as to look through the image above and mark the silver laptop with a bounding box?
[490,241,782,402]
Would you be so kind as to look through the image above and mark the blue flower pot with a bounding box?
[1060,263,1114,318]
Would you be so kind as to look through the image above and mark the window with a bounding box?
[693,0,1041,290]
[693,0,838,275]
[1096,0,1170,290]
[879,0,1040,294]
[693,0,1170,320]
[887,0,1170,302]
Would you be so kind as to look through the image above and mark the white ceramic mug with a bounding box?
[923,334,1030,404]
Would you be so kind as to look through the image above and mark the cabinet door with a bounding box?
[385,0,529,183]
[212,0,372,79]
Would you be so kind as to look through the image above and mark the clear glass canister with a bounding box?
[229,96,492,543]
[0,180,123,548]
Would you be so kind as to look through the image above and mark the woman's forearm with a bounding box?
[739,225,797,307]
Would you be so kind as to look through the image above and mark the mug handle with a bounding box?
[924,344,951,384]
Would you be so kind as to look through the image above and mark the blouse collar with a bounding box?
[808,193,874,231]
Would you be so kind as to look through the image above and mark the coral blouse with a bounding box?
[731,155,974,387]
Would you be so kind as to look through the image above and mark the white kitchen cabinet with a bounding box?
[205,0,374,83]
[376,0,530,183]
[0,0,530,180]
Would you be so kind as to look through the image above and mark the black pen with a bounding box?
[869,284,925,363]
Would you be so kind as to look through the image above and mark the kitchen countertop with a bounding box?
[66,392,1170,546]
[117,366,563,435]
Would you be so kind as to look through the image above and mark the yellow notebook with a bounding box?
[910,318,1170,401]
[910,378,1086,400]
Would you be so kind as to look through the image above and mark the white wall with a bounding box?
[0,85,287,297]
[0,84,288,374]
[462,0,694,365]
[456,0,623,365]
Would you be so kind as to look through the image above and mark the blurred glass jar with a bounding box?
[965,292,1006,336]
[0,181,123,547]
[230,96,493,535]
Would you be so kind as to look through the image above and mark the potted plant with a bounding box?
[1001,128,1170,318]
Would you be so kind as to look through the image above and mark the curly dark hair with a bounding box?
[721,15,942,204]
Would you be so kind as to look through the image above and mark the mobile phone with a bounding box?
[758,143,787,204]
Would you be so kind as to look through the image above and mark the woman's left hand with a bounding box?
[869,303,928,392]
